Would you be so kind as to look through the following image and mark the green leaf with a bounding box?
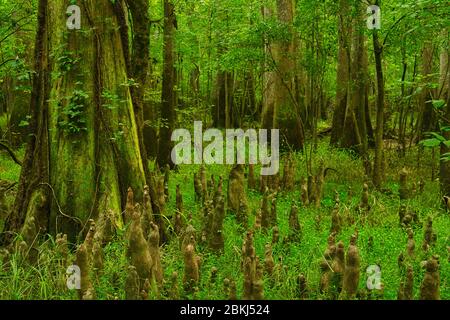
[426,132,446,142]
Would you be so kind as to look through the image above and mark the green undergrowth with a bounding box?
[0,146,23,182]
[0,141,448,300]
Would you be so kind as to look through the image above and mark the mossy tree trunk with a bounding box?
[416,41,436,141]
[124,0,153,167]
[158,0,177,168]
[5,75,31,147]
[144,53,158,160]
[262,0,304,150]
[1,0,152,244]
[340,2,368,157]
[330,0,351,146]
[262,5,275,131]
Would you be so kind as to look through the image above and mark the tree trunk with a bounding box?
[340,2,367,156]
[262,0,304,150]
[6,75,31,147]
[245,69,257,120]
[365,80,375,147]
[158,0,177,168]
[440,35,450,198]
[419,42,436,138]
[262,5,276,133]
[143,53,158,159]
[330,0,351,146]
[1,0,150,244]
[439,35,449,101]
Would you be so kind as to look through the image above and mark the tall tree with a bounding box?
[418,41,436,138]
[340,1,370,157]
[262,0,304,150]
[372,1,386,188]
[330,0,351,146]
[124,0,158,162]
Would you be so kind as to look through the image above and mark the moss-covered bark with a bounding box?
[372,25,386,188]
[340,2,367,155]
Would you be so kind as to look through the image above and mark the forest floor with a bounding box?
[0,139,449,300]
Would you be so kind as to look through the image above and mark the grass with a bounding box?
[0,147,23,182]
[0,139,448,300]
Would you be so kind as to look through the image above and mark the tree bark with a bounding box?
[355,20,369,156]
[340,2,367,156]
[262,0,304,150]
[144,59,158,159]
[330,0,351,146]
[418,42,436,138]
[214,70,234,128]
[440,34,450,198]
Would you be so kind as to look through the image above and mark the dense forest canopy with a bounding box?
[0,0,448,301]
